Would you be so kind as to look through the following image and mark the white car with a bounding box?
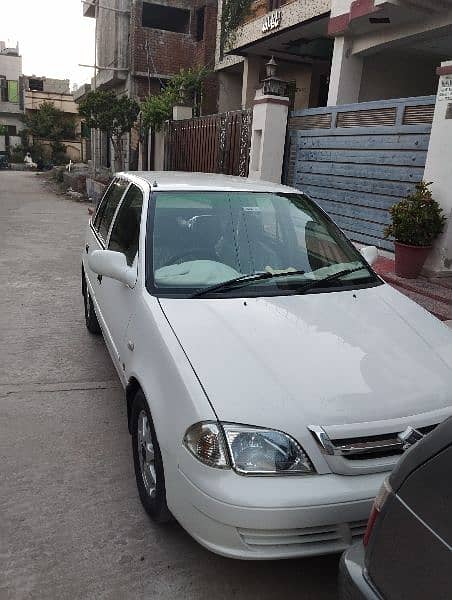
[82,172,452,560]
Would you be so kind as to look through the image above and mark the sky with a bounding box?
[1,0,95,88]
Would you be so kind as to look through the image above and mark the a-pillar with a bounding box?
[423,60,452,277]
[327,36,363,106]
[248,90,289,183]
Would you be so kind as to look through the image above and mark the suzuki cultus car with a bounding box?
[82,172,452,559]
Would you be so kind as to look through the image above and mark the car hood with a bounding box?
[159,284,452,436]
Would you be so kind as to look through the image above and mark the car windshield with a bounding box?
[149,191,379,297]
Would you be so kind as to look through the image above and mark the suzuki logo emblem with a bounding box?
[398,426,424,450]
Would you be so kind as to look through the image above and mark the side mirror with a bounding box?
[88,250,137,287]
[360,245,378,266]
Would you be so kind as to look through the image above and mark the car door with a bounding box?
[95,182,145,378]
[84,177,129,298]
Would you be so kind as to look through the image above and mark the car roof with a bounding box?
[118,171,300,194]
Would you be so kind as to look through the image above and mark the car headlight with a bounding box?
[222,423,314,475]
[183,421,314,475]
[183,421,230,469]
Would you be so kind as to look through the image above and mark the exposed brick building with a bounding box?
[82,0,219,170]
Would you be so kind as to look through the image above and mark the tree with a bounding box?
[78,90,140,171]
[23,101,76,141]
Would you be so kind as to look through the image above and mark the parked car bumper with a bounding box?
[339,543,382,599]
[167,455,386,559]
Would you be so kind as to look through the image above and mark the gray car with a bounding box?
[339,416,452,599]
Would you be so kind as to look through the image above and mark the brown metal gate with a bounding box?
[164,109,252,177]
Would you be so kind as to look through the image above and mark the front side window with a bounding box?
[93,178,129,243]
[108,184,144,266]
[148,191,379,297]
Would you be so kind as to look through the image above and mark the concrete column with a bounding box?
[242,56,262,109]
[153,128,165,171]
[327,36,363,106]
[248,90,289,183]
[172,105,193,121]
[423,60,452,277]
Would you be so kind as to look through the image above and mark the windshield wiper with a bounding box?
[192,270,306,298]
[296,266,369,295]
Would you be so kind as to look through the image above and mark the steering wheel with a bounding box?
[163,248,215,267]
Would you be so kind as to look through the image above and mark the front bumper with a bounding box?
[166,452,387,560]
[338,543,382,600]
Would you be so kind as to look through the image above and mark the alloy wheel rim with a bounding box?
[137,410,156,497]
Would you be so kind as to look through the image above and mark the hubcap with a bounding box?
[137,411,156,497]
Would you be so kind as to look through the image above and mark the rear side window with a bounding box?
[108,184,144,266]
[93,179,129,242]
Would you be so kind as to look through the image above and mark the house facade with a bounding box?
[328,0,452,105]
[215,0,452,111]
[215,0,332,112]
[82,0,219,171]
[22,75,84,162]
[0,41,23,153]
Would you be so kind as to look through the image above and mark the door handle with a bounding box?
[85,244,89,254]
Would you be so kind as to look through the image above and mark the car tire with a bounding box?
[82,276,101,334]
[131,390,171,523]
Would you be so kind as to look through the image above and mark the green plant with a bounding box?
[53,167,65,183]
[51,141,68,165]
[0,123,7,136]
[384,181,446,246]
[23,101,76,141]
[9,144,24,163]
[78,91,140,171]
[141,67,210,131]
[220,0,253,55]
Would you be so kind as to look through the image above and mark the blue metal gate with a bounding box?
[285,96,436,250]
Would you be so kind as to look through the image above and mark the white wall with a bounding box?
[423,61,452,275]
[359,51,439,102]
[218,70,243,112]
[0,53,22,81]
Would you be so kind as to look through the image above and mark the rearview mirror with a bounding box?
[88,250,137,287]
[360,245,378,266]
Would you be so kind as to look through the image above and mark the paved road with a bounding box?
[0,172,339,600]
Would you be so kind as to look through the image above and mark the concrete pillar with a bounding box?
[242,56,262,109]
[248,90,289,183]
[327,36,363,106]
[423,60,452,277]
[153,128,165,171]
[172,105,193,121]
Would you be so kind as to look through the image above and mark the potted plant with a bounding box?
[384,181,446,278]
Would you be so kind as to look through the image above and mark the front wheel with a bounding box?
[131,391,171,523]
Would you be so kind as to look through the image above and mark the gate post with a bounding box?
[248,92,289,183]
[248,58,289,183]
[423,60,452,277]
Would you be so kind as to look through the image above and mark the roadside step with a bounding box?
[373,256,452,322]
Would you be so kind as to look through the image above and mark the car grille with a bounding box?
[238,519,368,553]
[330,424,437,461]
[310,424,437,462]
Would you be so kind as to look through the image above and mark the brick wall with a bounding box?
[131,0,218,113]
